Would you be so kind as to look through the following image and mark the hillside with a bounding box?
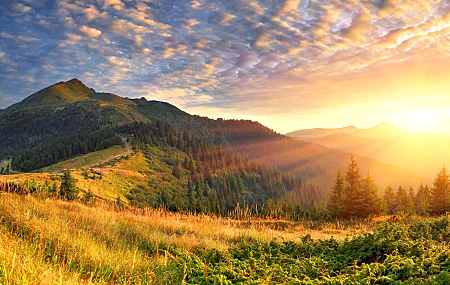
[287,122,408,139]
[1,193,450,284]
[298,132,450,178]
[0,79,427,194]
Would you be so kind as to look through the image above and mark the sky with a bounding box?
[1,0,450,134]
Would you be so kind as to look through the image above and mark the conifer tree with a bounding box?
[327,170,345,218]
[396,186,408,214]
[59,169,78,200]
[342,155,362,217]
[172,159,182,180]
[430,167,450,214]
[384,185,396,214]
[415,183,430,215]
[406,187,415,215]
[360,171,381,216]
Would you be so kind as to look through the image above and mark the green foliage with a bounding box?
[59,169,79,200]
[430,167,450,215]
[328,156,381,218]
[175,217,450,284]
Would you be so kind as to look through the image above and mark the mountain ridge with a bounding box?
[287,122,409,139]
[0,79,429,192]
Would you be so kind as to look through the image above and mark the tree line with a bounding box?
[328,155,450,218]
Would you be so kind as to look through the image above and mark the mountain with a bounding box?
[4,78,95,112]
[287,122,408,139]
[0,79,428,194]
[297,132,450,179]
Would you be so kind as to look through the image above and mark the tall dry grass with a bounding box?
[0,193,376,284]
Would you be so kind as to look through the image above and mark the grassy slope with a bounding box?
[2,194,450,284]
[40,145,129,173]
[0,194,372,284]
[2,144,187,203]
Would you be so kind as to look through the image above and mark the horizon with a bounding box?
[2,77,447,136]
[1,0,450,135]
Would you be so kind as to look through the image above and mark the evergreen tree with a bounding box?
[430,167,450,215]
[384,185,396,214]
[360,171,381,216]
[395,186,408,214]
[172,159,183,180]
[342,155,362,217]
[328,170,345,218]
[406,187,415,215]
[59,169,78,200]
[415,183,430,215]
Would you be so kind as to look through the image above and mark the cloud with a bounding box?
[65,33,83,44]
[0,32,38,43]
[107,56,125,66]
[2,0,450,132]
[217,12,236,26]
[79,25,102,38]
[10,3,32,13]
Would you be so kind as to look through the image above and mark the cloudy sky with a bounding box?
[1,0,450,134]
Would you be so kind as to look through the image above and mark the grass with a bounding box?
[0,193,375,284]
[41,145,129,173]
[2,193,450,283]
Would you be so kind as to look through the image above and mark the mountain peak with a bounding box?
[5,78,95,112]
[373,122,393,128]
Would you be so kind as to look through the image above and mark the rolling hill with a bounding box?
[0,79,428,195]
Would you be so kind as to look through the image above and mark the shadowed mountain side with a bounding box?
[299,133,450,179]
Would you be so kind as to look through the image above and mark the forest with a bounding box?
[328,155,450,218]
[3,120,450,222]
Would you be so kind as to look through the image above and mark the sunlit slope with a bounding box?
[228,136,428,191]
[41,144,129,173]
[301,132,450,179]
[1,144,187,203]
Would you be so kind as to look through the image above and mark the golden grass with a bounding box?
[0,193,376,284]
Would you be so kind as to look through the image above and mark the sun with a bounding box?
[405,110,437,133]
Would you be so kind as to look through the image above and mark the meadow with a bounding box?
[1,192,450,284]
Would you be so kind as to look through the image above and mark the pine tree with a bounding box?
[59,169,78,200]
[360,171,381,216]
[415,183,430,215]
[172,159,182,180]
[328,170,345,218]
[384,185,396,214]
[430,167,450,215]
[342,155,362,217]
[406,187,415,215]
[396,186,408,214]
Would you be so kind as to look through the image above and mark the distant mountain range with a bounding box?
[286,122,409,139]
[0,79,428,195]
[287,124,448,179]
